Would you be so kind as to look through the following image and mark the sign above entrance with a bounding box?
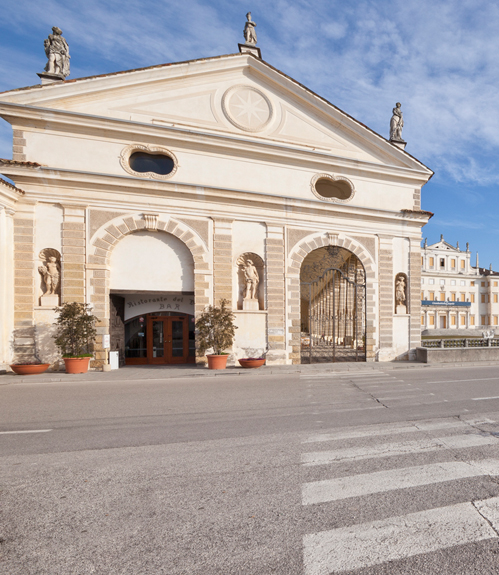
[124,293,194,321]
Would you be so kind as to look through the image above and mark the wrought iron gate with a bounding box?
[300,248,366,363]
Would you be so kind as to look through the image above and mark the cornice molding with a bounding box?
[0,102,432,184]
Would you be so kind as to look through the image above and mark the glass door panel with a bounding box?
[171,320,184,358]
[151,320,165,359]
[125,317,147,362]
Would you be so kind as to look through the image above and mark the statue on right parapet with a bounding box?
[390,102,405,142]
[43,26,70,78]
[244,12,257,45]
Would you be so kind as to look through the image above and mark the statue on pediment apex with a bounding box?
[244,12,257,45]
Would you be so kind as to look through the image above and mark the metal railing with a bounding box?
[422,339,499,348]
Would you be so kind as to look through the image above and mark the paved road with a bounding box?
[2,364,499,573]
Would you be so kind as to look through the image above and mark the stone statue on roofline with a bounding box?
[390,102,405,142]
[43,26,70,79]
[244,12,257,45]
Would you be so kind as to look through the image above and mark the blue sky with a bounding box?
[1,0,498,268]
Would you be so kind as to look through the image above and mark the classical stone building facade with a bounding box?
[0,49,433,369]
[421,237,499,331]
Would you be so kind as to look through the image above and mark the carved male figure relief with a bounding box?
[244,12,257,45]
[44,26,70,78]
[390,102,404,141]
[243,259,259,300]
[39,256,61,295]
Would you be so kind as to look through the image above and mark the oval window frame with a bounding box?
[310,173,355,203]
[120,144,178,180]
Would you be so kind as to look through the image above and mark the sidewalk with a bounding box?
[2,359,499,385]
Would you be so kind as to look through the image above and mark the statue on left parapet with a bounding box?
[43,26,70,79]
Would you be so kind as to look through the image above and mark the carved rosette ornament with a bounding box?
[222,85,273,133]
[395,272,408,314]
[236,253,265,310]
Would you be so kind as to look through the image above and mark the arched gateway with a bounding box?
[88,214,210,367]
[300,247,366,363]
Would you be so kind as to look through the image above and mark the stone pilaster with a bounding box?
[12,129,27,162]
[413,188,421,210]
[409,239,422,357]
[61,205,87,305]
[12,201,37,362]
[212,219,233,307]
[266,225,287,363]
[378,236,393,353]
[0,206,15,365]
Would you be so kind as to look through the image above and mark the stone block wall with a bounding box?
[409,239,422,356]
[378,236,394,354]
[12,202,36,362]
[265,225,287,363]
[212,218,233,307]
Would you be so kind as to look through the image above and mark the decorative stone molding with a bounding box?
[222,85,273,132]
[119,144,178,180]
[143,213,159,231]
[310,173,355,203]
[326,232,339,245]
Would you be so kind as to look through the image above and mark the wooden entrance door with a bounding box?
[147,315,189,364]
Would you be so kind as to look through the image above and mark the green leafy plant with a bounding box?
[53,302,99,358]
[195,299,237,356]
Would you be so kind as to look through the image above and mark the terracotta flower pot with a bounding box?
[238,358,266,369]
[64,357,91,374]
[10,364,50,376]
[206,354,228,370]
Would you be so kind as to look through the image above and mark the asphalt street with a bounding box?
[2,363,499,574]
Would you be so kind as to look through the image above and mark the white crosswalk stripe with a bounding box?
[303,433,496,465]
[304,499,499,575]
[301,414,499,574]
[303,458,499,505]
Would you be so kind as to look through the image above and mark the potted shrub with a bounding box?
[53,302,99,374]
[195,299,237,369]
[9,361,50,376]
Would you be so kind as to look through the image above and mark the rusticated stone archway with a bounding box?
[287,232,377,364]
[88,213,210,367]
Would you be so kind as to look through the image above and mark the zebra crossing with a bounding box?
[300,369,447,408]
[301,414,499,574]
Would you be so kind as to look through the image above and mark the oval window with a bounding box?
[129,152,174,176]
[315,178,352,200]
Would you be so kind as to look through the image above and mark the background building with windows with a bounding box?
[421,236,499,331]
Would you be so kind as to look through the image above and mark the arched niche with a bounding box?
[236,252,265,310]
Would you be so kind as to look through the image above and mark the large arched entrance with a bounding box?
[109,230,195,366]
[300,246,366,363]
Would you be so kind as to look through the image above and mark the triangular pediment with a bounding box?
[0,53,431,174]
[428,241,460,252]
